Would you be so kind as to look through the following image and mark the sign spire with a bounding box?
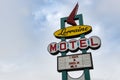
[66,3,79,26]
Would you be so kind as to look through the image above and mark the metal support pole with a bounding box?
[79,14,91,80]
[61,18,68,80]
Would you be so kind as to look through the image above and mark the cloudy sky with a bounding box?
[0,0,120,80]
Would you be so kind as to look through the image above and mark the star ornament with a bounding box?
[66,3,79,26]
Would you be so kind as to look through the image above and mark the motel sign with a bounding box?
[48,36,101,54]
[47,3,101,80]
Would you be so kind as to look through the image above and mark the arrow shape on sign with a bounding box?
[66,3,79,26]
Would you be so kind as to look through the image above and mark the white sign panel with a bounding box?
[57,53,93,72]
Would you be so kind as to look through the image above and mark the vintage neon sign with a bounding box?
[47,3,101,80]
[54,25,92,38]
[48,36,101,55]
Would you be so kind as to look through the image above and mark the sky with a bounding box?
[0,0,120,80]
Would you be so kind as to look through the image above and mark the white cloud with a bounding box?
[37,1,120,80]
[0,62,18,73]
[97,0,120,15]
[34,1,120,80]
[0,0,34,56]
[0,0,119,80]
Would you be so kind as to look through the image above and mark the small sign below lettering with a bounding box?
[57,53,93,72]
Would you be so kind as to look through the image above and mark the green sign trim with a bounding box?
[60,14,91,80]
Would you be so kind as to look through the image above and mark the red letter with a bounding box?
[90,38,98,46]
[59,41,67,52]
[70,41,76,49]
[79,38,88,49]
[69,39,78,51]
[60,43,66,50]
[89,36,101,49]
[50,44,56,52]
[48,42,58,55]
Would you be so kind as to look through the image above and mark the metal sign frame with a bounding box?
[60,14,91,80]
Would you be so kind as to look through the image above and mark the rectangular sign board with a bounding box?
[57,53,93,72]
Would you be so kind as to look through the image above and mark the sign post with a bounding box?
[60,14,91,80]
[47,3,101,80]
[79,15,91,80]
[61,17,68,80]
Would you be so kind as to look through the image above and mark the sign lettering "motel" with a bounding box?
[48,36,101,55]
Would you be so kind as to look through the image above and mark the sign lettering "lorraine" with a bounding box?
[54,25,92,38]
